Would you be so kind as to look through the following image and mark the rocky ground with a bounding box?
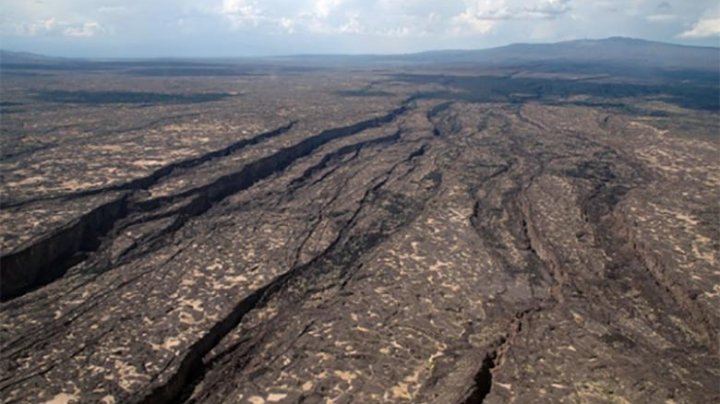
[1,66,718,403]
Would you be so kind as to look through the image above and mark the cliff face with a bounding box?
[1,67,718,404]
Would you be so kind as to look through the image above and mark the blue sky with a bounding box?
[1,0,719,57]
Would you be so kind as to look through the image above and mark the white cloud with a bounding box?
[25,17,58,36]
[679,17,720,38]
[8,17,104,38]
[646,14,678,23]
[339,12,362,34]
[63,21,103,37]
[279,17,295,33]
[314,0,343,19]
[98,6,129,15]
[449,0,572,36]
[2,0,720,55]
[451,11,495,34]
[457,0,572,21]
[220,0,263,27]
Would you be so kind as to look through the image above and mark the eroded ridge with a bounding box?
[1,69,718,404]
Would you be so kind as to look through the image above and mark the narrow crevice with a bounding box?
[139,142,434,404]
[570,152,718,351]
[135,103,409,211]
[0,121,298,301]
[407,143,429,160]
[0,196,128,301]
[516,192,569,303]
[462,353,497,404]
[462,307,541,404]
[136,182,390,404]
[427,101,454,120]
[135,271,283,404]
[288,129,402,189]
[1,104,409,302]
[602,205,719,352]
[2,121,297,209]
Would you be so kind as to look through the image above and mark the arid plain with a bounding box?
[1,39,719,403]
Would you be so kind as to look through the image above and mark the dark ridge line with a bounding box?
[136,169,394,404]
[626,222,719,352]
[0,122,296,301]
[134,270,281,404]
[427,101,454,120]
[0,196,128,300]
[571,153,719,352]
[126,104,409,249]
[119,104,407,259]
[288,129,402,189]
[407,143,429,160]
[0,143,55,162]
[1,121,297,209]
[139,138,432,404]
[134,103,410,211]
[0,103,409,302]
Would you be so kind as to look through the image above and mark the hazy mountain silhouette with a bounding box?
[2,37,718,73]
[407,37,719,70]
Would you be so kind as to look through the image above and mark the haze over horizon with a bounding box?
[1,0,719,58]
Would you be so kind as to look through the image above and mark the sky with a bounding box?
[1,0,719,57]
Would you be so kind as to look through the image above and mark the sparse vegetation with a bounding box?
[1,40,718,403]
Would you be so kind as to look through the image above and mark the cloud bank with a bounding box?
[1,0,718,56]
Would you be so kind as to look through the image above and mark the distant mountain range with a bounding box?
[2,37,719,72]
[406,37,720,71]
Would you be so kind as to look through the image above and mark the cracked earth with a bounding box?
[1,69,719,403]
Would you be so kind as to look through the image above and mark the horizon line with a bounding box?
[2,36,719,61]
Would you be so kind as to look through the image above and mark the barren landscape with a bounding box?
[1,38,719,403]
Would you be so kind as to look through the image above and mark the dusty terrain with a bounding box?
[1,49,719,403]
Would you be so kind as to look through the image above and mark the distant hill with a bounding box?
[2,37,718,74]
[0,50,69,64]
[407,37,719,71]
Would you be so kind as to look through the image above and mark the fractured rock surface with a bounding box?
[1,68,719,403]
